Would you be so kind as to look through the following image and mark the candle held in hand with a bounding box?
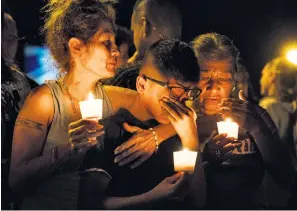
[79,93,103,144]
[217,118,239,139]
[174,148,197,172]
[79,93,103,121]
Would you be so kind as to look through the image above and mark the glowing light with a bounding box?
[225,118,232,123]
[79,92,102,120]
[286,49,297,65]
[174,148,197,172]
[87,93,95,100]
[217,118,239,139]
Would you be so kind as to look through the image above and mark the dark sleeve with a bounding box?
[79,113,126,178]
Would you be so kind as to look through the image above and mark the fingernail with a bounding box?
[114,148,119,154]
[114,157,119,163]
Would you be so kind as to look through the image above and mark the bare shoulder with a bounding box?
[103,86,139,113]
[18,84,54,125]
[103,85,138,96]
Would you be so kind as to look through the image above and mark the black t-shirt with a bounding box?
[197,114,265,209]
[80,109,184,209]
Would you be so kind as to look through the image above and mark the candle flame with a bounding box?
[225,118,232,122]
[88,93,95,100]
[286,49,297,65]
[183,148,189,152]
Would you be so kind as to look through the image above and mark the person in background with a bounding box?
[8,0,153,209]
[115,25,135,69]
[78,39,205,209]
[103,0,182,90]
[112,33,296,209]
[259,57,297,208]
[1,11,31,209]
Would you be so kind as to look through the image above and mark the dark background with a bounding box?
[4,0,297,99]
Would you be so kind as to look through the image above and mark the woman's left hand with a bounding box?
[160,97,199,150]
[218,90,266,133]
[114,123,156,169]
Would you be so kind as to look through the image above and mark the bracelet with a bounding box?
[149,128,159,154]
[52,146,59,170]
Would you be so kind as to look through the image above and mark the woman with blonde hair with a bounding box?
[9,0,151,209]
[259,57,297,209]
[260,57,297,156]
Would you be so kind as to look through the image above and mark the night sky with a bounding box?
[5,0,297,99]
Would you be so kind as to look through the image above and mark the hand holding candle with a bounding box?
[174,148,197,172]
[217,118,239,140]
[67,92,104,154]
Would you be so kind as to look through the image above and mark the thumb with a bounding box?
[167,172,184,184]
[209,130,217,139]
[123,122,142,133]
[173,172,189,187]
[239,90,247,101]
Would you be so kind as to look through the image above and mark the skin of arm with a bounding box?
[104,86,149,120]
[153,123,177,145]
[78,172,161,209]
[9,85,73,193]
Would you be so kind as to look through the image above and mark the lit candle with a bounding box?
[173,148,197,172]
[217,118,239,139]
[79,93,103,143]
[79,93,103,121]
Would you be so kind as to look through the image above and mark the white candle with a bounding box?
[217,118,239,139]
[79,93,103,144]
[173,148,197,172]
[79,93,103,121]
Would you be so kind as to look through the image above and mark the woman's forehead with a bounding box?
[200,60,233,71]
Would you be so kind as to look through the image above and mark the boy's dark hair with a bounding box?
[145,39,200,83]
[115,25,135,57]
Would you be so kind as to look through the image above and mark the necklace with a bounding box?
[61,79,80,119]
[61,78,101,119]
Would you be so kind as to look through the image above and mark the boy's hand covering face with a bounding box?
[160,97,198,148]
